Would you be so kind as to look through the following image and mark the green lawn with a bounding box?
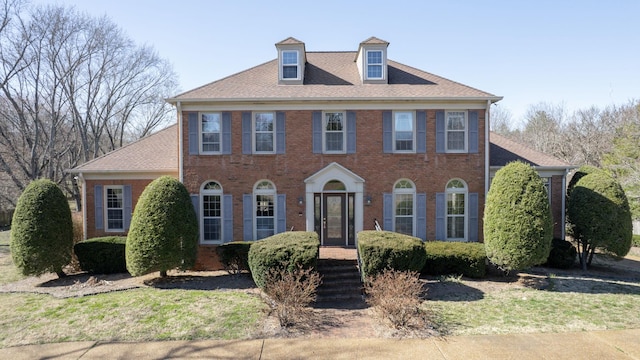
[0,231,24,285]
[428,287,640,336]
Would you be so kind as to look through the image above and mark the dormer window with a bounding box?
[281,50,299,79]
[275,37,306,84]
[355,37,389,84]
[366,50,383,80]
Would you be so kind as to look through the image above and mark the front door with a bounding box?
[323,193,345,246]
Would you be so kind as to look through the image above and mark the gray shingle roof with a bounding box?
[489,132,571,168]
[168,52,500,102]
[68,125,178,174]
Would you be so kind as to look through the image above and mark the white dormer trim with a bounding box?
[275,38,306,85]
[355,37,389,84]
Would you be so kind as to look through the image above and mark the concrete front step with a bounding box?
[315,258,363,305]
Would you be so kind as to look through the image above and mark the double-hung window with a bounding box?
[281,50,299,80]
[394,111,415,152]
[254,180,276,240]
[446,179,467,240]
[201,181,223,243]
[201,113,221,153]
[394,180,415,236]
[324,112,345,153]
[105,186,124,232]
[446,111,467,152]
[366,50,383,80]
[254,112,275,153]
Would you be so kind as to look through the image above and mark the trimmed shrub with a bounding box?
[567,171,632,269]
[422,241,486,278]
[248,231,320,289]
[484,161,553,272]
[543,238,577,269]
[10,179,73,277]
[217,241,252,274]
[357,230,427,278]
[567,165,604,198]
[74,236,127,274]
[126,176,198,277]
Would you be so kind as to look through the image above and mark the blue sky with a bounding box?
[34,0,639,125]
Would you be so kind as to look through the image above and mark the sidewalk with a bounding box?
[2,329,639,359]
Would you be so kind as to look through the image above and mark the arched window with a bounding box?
[393,179,416,236]
[446,179,467,240]
[254,180,276,240]
[201,181,223,243]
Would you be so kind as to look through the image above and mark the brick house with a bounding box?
[69,37,572,270]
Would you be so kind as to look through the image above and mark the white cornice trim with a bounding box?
[178,100,501,112]
[167,96,503,105]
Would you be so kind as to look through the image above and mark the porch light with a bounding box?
[366,195,372,206]
[298,196,304,205]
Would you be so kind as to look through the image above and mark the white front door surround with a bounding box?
[304,162,365,245]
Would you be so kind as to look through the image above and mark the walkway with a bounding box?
[2,329,639,359]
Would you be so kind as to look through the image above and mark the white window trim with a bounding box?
[322,111,346,154]
[393,111,416,153]
[365,49,384,80]
[280,50,300,81]
[200,112,222,155]
[445,110,468,153]
[542,177,552,203]
[445,179,468,241]
[200,181,223,245]
[253,180,277,240]
[252,112,276,154]
[393,179,416,236]
[104,185,124,232]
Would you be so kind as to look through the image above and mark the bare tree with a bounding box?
[0,3,178,210]
[490,104,514,134]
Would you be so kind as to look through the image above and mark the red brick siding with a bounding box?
[182,109,486,243]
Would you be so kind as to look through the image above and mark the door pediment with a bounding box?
[304,162,364,193]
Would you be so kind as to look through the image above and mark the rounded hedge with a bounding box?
[543,238,577,269]
[217,241,252,274]
[126,176,198,276]
[357,230,427,278]
[247,232,319,289]
[484,161,553,271]
[567,171,632,258]
[10,179,73,277]
[75,236,127,274]
[422,241,487,278]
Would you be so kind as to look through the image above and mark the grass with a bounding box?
[0,289,268,347]
[0,230,24,285]
[426,279,640,336]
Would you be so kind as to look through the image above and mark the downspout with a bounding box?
[78,172,87,241]
[485,100,491,195]
[177,101,184,182]
[561,168,568,240]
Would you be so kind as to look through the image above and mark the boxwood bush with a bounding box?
[422,241,486,278]
[74,236,127,274]
[543,238,577,269]
[247,232,320,289]
[357,230,426,279]
[217,241,252,274]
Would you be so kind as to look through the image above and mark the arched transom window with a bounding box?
[201,181,223,243]
[254,180,276,240]
[394,179,415,236]
[446,179,467,240]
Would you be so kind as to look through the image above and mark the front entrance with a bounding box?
[315,191,355,246]
[304,162,365,247]
[324,193,345,246]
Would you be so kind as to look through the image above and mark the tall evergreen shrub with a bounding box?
[484,161,553,271]
[10,179,73,277]
[126,176,198,277]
